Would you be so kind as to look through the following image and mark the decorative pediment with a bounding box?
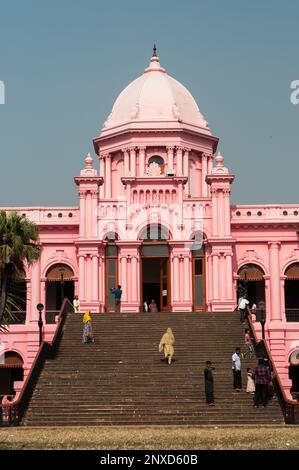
[239,249,263,263]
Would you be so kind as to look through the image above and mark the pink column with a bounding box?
[211,189,218,236]
[212,254,219,300]
[178,182,183,226]
[79,191,86,238]
[268,242,282,321]
[264,276,270,317]
[85,255,92,302]
[139,147,145,176]
[173,256,179,302]
[176,147,183,176]
[223,189,231,236]
[130,148,136,177]
[123,149,129,176]
[79,255,85,301]
[207,255,213,305]
[183,255,191,301]
[167,146,174,173]
[91,190,98,237]
[225,254,233,300]
[201,153,208,197]
[99,156,105,198]
[207,155,213,196]
[85,192,92,239]
[25,277,31,325]
[105,154,111,198]
[92,255,99,301]
[183,148,190,195]
[30,260,41,322]
[126,182,131,223]
[207,154,213,175]
[218,191,224,237]
[98,255,103,304]
[131,256,138,303]
[179,256,184,302]
[120,256,127,302]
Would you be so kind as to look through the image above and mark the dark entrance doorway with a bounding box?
[141,257,169,311]
[237,264,265,310]
[46,264,75,313]
[285,263,299,320]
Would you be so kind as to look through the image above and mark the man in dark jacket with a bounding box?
[204,361,215,406]
[111,285,122,313]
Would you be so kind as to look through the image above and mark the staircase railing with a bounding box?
[0,298,74,426]
[247,316,299,424]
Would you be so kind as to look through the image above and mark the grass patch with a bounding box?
[0,426,299,450]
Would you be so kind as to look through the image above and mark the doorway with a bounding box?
[45,264,75,312]
[141,258,170,311]
[237,264,265,310]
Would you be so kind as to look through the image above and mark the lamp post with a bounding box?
[258,301,266,340]
[37,303,44,346]
[59,265,65,307]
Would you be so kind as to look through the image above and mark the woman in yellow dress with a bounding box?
[82,310,94,344]
[159,328,175,365]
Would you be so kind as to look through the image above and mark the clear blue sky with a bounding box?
[0,0,298,206]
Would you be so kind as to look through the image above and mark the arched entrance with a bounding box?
[139,224,170,311]
[46,264,74,312]
[237,264,265,309]
[285,263,299,319]
[105,235,119,312]
[192,240,205,312]
[0,352,24,396]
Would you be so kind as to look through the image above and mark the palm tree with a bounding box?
[0,211,40,328]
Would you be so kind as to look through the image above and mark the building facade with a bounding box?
[1,52,299,398]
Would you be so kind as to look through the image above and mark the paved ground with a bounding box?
[0,426,298,450]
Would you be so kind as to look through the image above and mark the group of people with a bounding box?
[76,288,275,409]
[204,353,273,407]
[143,299,158,312]
[237,295,257,324]
[231,346,273,407]
[74,291,160,315]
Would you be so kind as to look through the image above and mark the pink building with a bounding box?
[1,51,299,399]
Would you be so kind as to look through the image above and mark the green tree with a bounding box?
[0,211,40,328]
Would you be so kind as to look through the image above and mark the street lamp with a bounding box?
[258,300,266,340]
[59,265,65,307]
[37,303,44,346]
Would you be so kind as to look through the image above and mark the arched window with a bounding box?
[285,263,299,321]
[147,155,165,175]
[139,224,169,242]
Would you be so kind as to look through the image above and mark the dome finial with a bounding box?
[152,44,157,57]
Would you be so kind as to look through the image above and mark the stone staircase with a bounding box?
[22,312,284,426]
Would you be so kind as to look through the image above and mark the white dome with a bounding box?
[101,55,211,136]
